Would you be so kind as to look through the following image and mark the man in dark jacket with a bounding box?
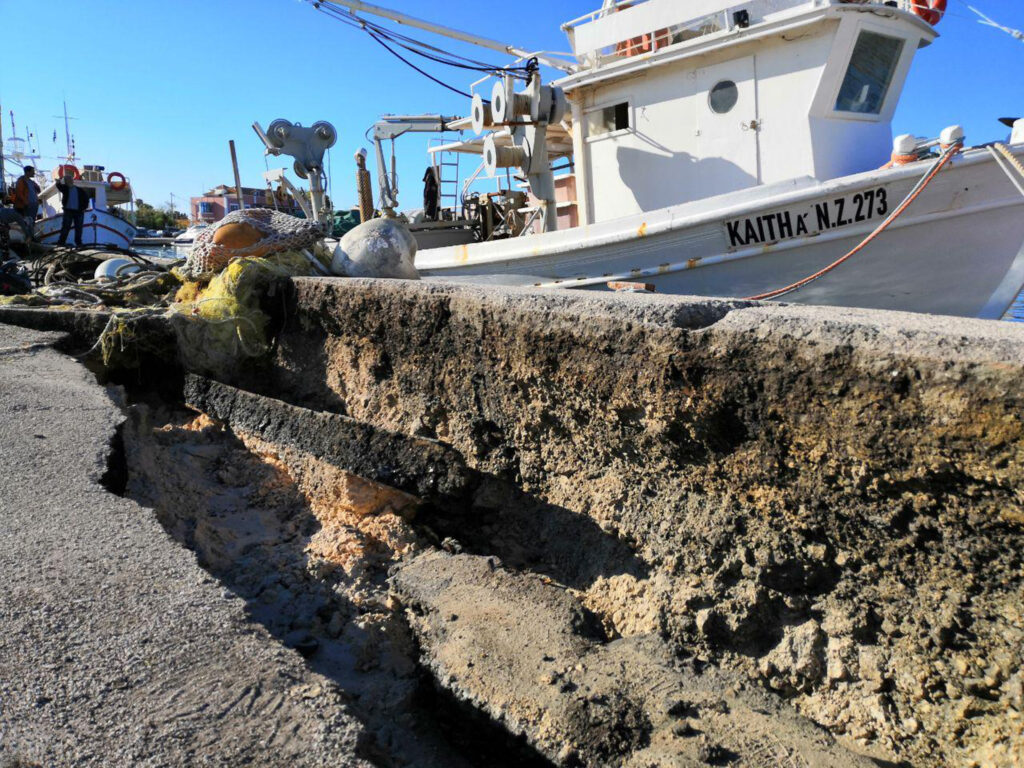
[56,171,91,248]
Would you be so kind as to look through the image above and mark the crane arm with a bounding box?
[370,114,463,211]
[319,0,576,72]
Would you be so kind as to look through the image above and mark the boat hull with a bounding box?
[417,145,1024,319]
[35,209,136,249]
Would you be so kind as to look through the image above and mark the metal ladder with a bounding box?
[429,137,461,219]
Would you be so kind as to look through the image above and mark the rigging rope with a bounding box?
[363,30,481,100]
[743,141,963,301]
[313,1,534,74]
[986,143,1024,198]
[306,0,535,99]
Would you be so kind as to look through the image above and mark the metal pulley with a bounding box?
[491,78,532,124]
[265,119,337,176]
[489,76,567,126]
[483,134,527,176]
[471,92,495,135]
[532,85,567,125]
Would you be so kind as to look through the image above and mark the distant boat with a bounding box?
[35,163,137,248]
[174,223,208,244]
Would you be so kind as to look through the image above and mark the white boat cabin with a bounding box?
[554,0,939,225]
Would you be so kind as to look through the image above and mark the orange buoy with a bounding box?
[211,221,273,258]
[910,0,946,25]
[107,171,127,190]
[55,164,81,181]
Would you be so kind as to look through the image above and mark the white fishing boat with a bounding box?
[34,163,137,248]
[303,0,1024,318]
[3,103,139,249]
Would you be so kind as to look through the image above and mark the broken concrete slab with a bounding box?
[184,374,473,503]
[392,550,874,767]
[258,279,1024,766]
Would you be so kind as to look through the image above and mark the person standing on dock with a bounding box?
[56,171,89,249]
[11,166,40,236]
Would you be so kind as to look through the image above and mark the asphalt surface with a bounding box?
[0,324,370,767]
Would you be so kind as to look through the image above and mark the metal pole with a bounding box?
[63,101,72,160]
[0,100,6,198]
[320,0,575,72]
[229,140,244,213]
[356,151,374,223]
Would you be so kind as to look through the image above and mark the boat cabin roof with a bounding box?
[561,0,936,80]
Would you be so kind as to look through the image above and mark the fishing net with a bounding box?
[92,248,327,371]
[183,208,324,277]
[4,209,330,375]
[167,250,315,375]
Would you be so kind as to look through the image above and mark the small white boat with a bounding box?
[313,0,1024,319]
[174,224,209,244]
[35,163,137,249]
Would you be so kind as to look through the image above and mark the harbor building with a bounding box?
[189,185,305,224]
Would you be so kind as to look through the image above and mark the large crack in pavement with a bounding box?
[0,325,370,768]
[7,283,1024,767]
[115,388,875,767]
[117,403,542,767]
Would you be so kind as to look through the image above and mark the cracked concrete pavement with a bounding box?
[0,324,370,767]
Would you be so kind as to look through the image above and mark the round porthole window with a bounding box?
[709,80,739,114]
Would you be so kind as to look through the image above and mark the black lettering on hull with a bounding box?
[727,220,744,247]
[815,202,831,231]
[723,187,887,250]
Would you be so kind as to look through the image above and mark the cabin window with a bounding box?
[709,80,739,114]
[586,102,631,138]
[835,31,904,115]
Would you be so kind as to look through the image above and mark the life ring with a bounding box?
[910,0,945,25]
[107,171,127,190]
[56,164,81,180]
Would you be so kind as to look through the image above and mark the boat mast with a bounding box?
[0,102,5,196]
[62,101,74,161]
[0,101,5,197]
[319,0,576,72]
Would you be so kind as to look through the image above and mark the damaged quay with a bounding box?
[2,1,1024,767]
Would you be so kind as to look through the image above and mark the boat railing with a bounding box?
[562,0,918,67]
[563,2,733,68]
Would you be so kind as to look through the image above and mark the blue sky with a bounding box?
[2,0,1021,213]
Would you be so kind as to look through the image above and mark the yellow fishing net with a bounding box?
[167,248,325,374]
[10,209,330,374]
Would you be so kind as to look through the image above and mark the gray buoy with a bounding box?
[330,218,419,280]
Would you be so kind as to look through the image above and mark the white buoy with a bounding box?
[1011,119,1024,145]
[893,134,917,155]
[330,218,420,280]
[94,257,141,281]
[940,125,965,148]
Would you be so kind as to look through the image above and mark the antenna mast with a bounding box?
[968,5,1024,42]
[63,101,73,159]
[0,101,5,197]
[51,101,78,161]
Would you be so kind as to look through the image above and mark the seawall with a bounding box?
[1,278,1021,766]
